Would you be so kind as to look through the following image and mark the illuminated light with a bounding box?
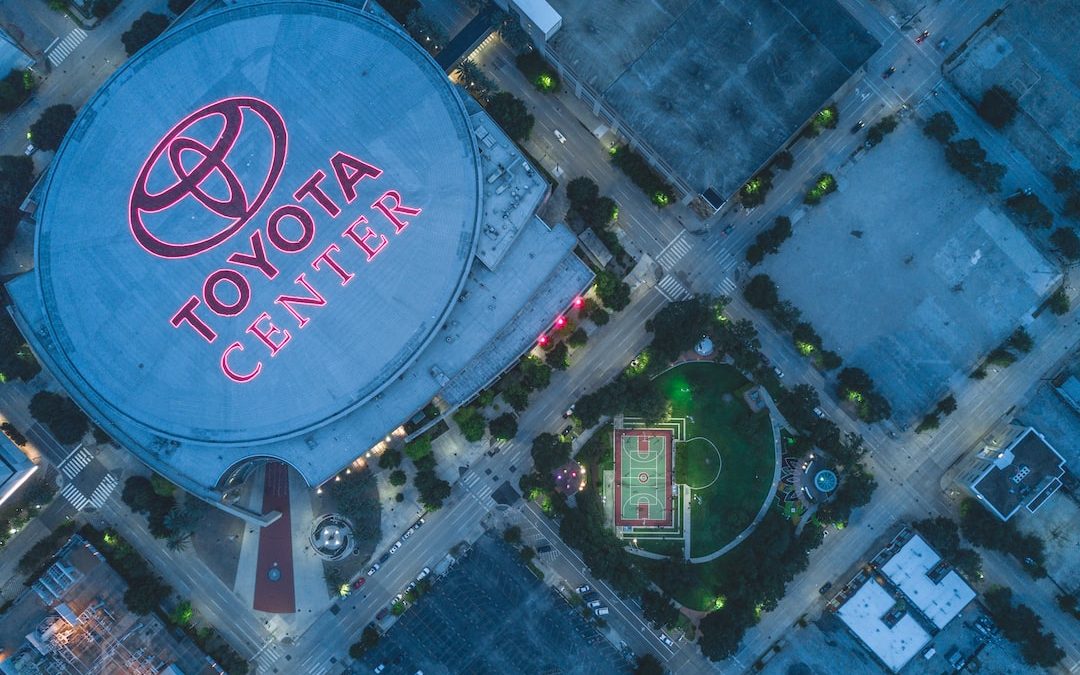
[554,315,567,329]
[345,468,351,474]
[572,296,584,309]
[537,334,550,346]
[334,475,341,482]
[316,488,323,495]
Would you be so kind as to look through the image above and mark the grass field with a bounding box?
[659,362,776,558]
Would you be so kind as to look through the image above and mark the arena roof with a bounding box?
[28,1,482,445]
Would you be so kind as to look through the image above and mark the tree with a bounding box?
[0,69,31,114]
[595,270,630,311]
[772,150,793,171]
[414,469,451,510]
[1049,287,1070,315]
[485,92,533,141]
[1005,193,1053,229]
[404,436,432,461]
[698,596,756,661]
[635,653,665,675]
[865,114,898,146]
[977,85,1018,129]
[452,407,486,442]
[936,395,957,416]
[984,587,1065,667]
[90,0,121,18]
[381,0,419,23]
[122,13,170,56]
[503,525,522,544]
[497,12,531,53]
[165,532,190,552]
[641,589,681,628]
[1007,327,1033,353]
[944,138,1005,192]
[0,311,40,382]
[164,505,199,538]
[0,154,36,253]
[1050,227,1080,260]
[743,274,778,310]
[648,297,710,363]
[837,367,873,398]
[168,0,196,13]
[915,412,940,433]
[378,448,402,469]
[405,10,446,53]
[123,577,171,615]
[29,392,89,444]
[517,355,552,391]
[388,469,407,487]
[566,177,599,215]
[489,412,518,441]
[530,433,571,475]
[739,170,773,208]
[568,327,589,348]
[778,384,820,432]
[29,104,76,152]
[545,342,569,370]
[923,111,958,143]
[502,382,530,412]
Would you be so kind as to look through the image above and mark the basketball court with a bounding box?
[613,428,673,527]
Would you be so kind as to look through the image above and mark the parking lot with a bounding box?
[762,121,1057,423]
[359,532,626,674]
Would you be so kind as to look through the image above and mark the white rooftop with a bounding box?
[837,582,930,673]
[881,535,976,629]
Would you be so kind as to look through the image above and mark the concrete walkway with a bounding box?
[689,388,785,563]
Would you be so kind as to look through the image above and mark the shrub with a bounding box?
[1050,228,1080,260]
[610,145,675,207]
[923,111,958,143]
[122,13,169,56]
[388,470,407,487]
[29,392,89,444]
[452,407,486,442]
[1005,193,1053,229]
[804,173,837,205]
[1049,287,1070,315]
[977,85,1018,129]
[485,92,534,141]
[515,51,560,92]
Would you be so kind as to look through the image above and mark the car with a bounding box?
[813,407,827,420]
[563,405,575,418]
[773,366,784,379]
[406,581,417,593]
[352,577,367,590]
[554,129,567,144]
[915,30,929,44]
[23,143,35,156]
[722,224,735,235]
[576,584,591,594]
[819,582,833,594]
[416,567,431,581]
[659,633,675,647]
[536,544,553,554]
[561,424,574,437]
[415,517,426,527]
[402,528,413,540]
[390,541,402,554]
[587,600,602,609]
[375,607,389,620]
[366,563,380,576]
[850,120,865,133]
[378,552,390,564]
[374,665,385,674]
[882,66,895,79]
[394,593,404,603]
[594,607,609,617]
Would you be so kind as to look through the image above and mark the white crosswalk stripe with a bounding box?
[462,471,481,489]
[60,482,89,511]
[655,275,690,301]
[716,251,737,272]
[655,232,692,270]
[715,277,736,296]
[60,446,94,479]
[254,641,283,672]
[461,470,496,508]
[88,474,119,509]
[46,28,88,68]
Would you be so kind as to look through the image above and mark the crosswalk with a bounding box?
[655,232,692,270]
[715,250,738,272]
[655,275,691,301]
[461,471,496,509]
[255,643,284,673]
[60,445,93,479]
[47,28,88,68]
[87,473,118,509]
[60,482,89,511]
[715,277,736,296]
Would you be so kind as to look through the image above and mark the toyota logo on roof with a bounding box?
[128,97,288,259]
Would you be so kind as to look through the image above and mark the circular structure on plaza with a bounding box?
[814,469,838,493]
[309,514,353,561]
[31,1,481,445]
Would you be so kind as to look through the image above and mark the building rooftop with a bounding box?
[881,535,975,630]
[544,0,879,196]
[970,427,1066,520]
[836,582,930,673]
[0,431,36,506]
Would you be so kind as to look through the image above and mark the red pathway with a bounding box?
[253,462,296,613]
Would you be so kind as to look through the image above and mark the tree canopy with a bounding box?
[452,406,486,442]
[923,111,958,143]
[595,269,631,311]
[30,104,76,152]
[648,296,711,363]
[29,392,89,444]
[486,92,533,141]
[977,85,1018,129]
[489,412,518,441]
[122,13,170,56]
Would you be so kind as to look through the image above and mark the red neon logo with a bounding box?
[129,97,288,259]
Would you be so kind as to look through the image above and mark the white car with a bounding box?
[576,584,591,594]
[659,633,675,647]
[813,407,827,420]
[374,665,385,674]
[554,129,567,144]
[390,540,402,554]
[23,143,35,156]
[403,527,414,540]
[586,600,602,609]
[366,563,380,576]
[416,567,431,581]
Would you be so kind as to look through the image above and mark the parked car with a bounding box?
[659,633,675,647]
[403,528,413,540]
[773,366,784,379]
[813,407,827,420]
[587,600,602,609]
[583,591,599,602]
[367,563,380,576]
[416,567,431,581]
[882,66,895,79]
[378,552,390,564]
[561,425,574,437]
[415,518,426,528]
[352,577,366,590]
[722,223,735,235]
[594,607,609,617]
[390,541,402,554]
[375,607,389,620]
[23,143,35,156]
[374,664,385,674]
[819,582,833,595]
[577,584,591,594]
[563,405,575,418]
[850,120,865,133]
[914,30,930,44]
[537,544,553,554]
[554,129,567,144]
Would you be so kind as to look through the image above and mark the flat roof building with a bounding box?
[964,426,1066,520]
[532,0,879,200]
[881,536,976,630]
[0,431,37,507]
[7,1,591,518]
[837,582,931,673]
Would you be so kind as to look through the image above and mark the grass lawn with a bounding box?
[658,362,776,558]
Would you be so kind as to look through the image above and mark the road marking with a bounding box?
[655,231,692,270]
[60,482,89,511]
[46,28,88,68]
[60,445,94,478]
[655,275,690,301]
[715,277,736,296]
[87,473,118,509]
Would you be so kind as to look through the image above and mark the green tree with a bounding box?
[90,0,121,18]
[0,69,31,113]
[168,0,196,13]
[0,311,40,382]
[595,270,631,311]
[566,177,599,215]
[743,274,778,310]
[404,436,432,461]
[1049,287,1070,315]
[518,355,551,391]
[945,138,1005,192]
[772,150,793,171]
[977,85,1018,129]
[503,525,522,544]
[414,469,451,510]
[488,412,518,441]
[388,469,407,487]
[648,297,710,363]
[936,395,957,416]
[698,596,755,661]
[378,448,402,469]
[984,587,1065,666]
[545,341,569,370]
[1050,227,1080,260]
[568,327,589,347]
[641,589,681,628]
[123,576,171,615]
[1007,327,1033,353]
[122,13,170,56]
[530,432,571,475]
[923,111,958,143]
[635,654,665,675]
[29,104,76,152]
[865,114,898,146]
[452,407,486,442]
[915,412,940,433]
[485,92,534,141]
[0,155,36,253]
[29,392,89,444]
[381,0,419,23]
[169,600,193,626]
[503,382,530,412]
[1005,193,1053,229]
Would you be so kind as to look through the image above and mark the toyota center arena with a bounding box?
[8,1,593,515]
